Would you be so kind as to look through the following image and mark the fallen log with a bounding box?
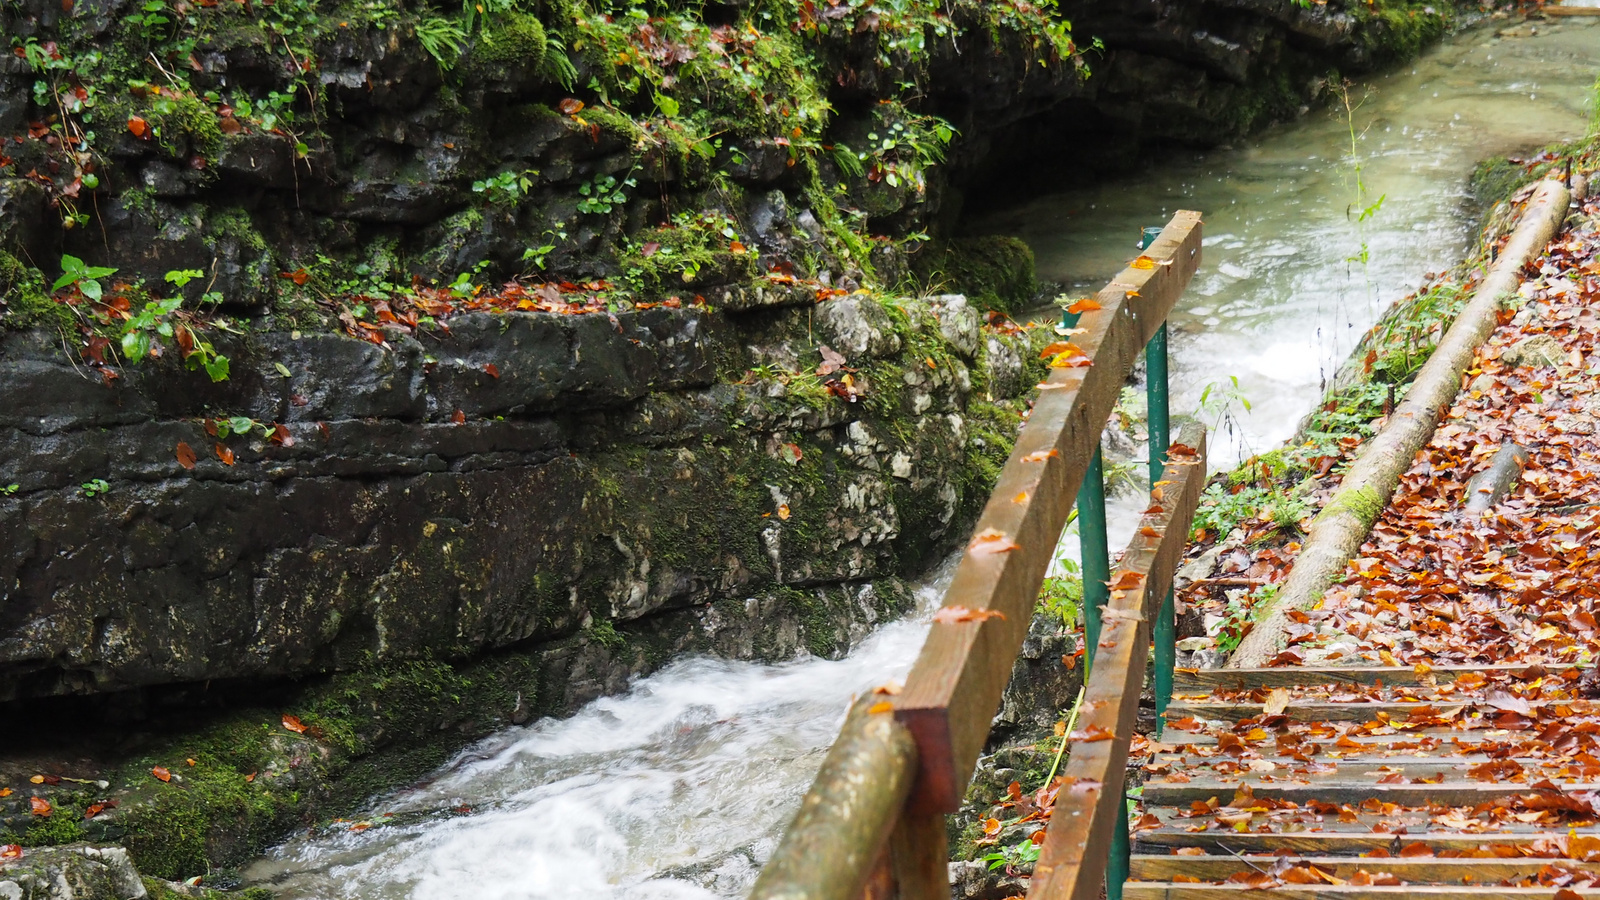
[1230,178,1572,667]
[1462,442,1531,514]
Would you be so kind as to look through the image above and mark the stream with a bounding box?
[245,18,1600,900]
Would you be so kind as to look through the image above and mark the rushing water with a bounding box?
[247,20,1600,900]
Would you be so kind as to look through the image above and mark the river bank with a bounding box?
[0,1,1571,897]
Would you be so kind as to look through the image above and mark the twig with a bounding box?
[1041,686,1085,790]
[1216,841,1272,875]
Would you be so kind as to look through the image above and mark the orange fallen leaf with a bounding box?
[151,766,171,782]
[29,797,51,816]
[483,363,500,379]
[186,758,197,766]
[0,844,20,858]
[84,803,106,819]
[1139,526,1160,538]
[0,788,10,798]
[729,240,747,254]
[282,714,308,734]
[867,701,894,714]
[969,527,1020,555]
[214,442,234,465]
[1110,571,1144,589]
[1066,298,1101,314]
[777,504,791,520]
[872,682,901,695]
[983,817,1002,836]
[127,115,149,138]
[559,98,585,115]
[1069,724,1116,742]
[1021,449,1059,462]
[1013,492,1029,504]
[451,409,466,425]
[1129,255,1157,270]
[175,441,197,470]
[932,606,1007,625]
[244,772,256,783]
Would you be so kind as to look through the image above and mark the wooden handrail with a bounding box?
[750,210,1204,900]
[1027,422,1207,900]
[894,210,1203,813]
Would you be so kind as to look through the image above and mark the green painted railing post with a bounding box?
[1139,223,1177,740]
[1108,796,1131,900]
[1078,447,1109,680]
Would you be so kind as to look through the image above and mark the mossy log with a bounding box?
[1230,178,1572,668]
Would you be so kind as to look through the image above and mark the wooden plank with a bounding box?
[1166,699,1600,724]
[1546,6,1600,15]
[1025,425,1209,900]
[1175,665,1581,690]
[1142,779,1600,806]
[748,698,918,900]
[895,211,1204,813]
[1170,729,1527,747]
[1132,831,1585,854]
[1129,855,1600,882]
[1124,885,1600,900]
[888,810,948,900]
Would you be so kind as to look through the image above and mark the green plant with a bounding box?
[2,484,18,496]
[1197,375,1252,432]
[212,416,273,440]
[522,228,569,272]
[576,173,635,215]
[417,16,467,69]
[472,169,536,204]
[80,478,110,498]
[52,255,118,302]
[982,836,1041,872]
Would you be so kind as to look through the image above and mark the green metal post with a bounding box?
[1078,447,1110,680]
[1108,797,1131,900]
[1147,323,1176,737]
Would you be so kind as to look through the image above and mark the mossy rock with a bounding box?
[463,12,547,84]
[911,235,1037,315]
[0,252,66,331]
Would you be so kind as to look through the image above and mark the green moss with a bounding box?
[910,236,1036,314]
[464,11,547,81]
[152,92,226,165]
[1355,0,1450,65]
[0,252,69,331]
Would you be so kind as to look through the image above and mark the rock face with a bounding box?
[0,297,1044,703]
[0,846,147,900]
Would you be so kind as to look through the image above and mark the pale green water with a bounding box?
[247,19,1600,900]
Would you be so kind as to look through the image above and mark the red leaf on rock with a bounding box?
[29,797,51,816]
[214,443,234,466]
[175,441,197,470]
[281,714,307,734]
[151,766,171,782]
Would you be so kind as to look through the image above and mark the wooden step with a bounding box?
[1129,855,1600,882]
[1175,665,1581,691]
[1124,886,1600,900]
[1134,830,1589,854]
[1141,779,1600,806]
[1167,699,1589,724]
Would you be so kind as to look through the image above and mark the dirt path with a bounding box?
[1122,191,1600,898]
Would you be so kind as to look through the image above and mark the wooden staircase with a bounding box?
[1127,663,1600,900]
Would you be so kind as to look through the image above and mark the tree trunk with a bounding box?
[1230,179,1572,668]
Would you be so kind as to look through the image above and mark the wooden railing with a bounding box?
[749,211,1207,900]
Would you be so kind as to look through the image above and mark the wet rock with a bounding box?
[927,295,982,359]
[1501,334,1566,368]
[948,859,1029,900]
[813,295,903,359]
[0,845,147,900]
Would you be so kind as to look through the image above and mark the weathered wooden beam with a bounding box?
[1024,423,1209,900]
[1173,663,1581,690]
[1125,885,1600,900]
[1129,856,1600,882]
[895,211,1204,813]
[1168,698,1600,723]
[1133,831,1569,854]
[1142,779,1600,807]
[748,697,918,900]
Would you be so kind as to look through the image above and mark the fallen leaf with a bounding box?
[127,115,149,138]
[29,797,51,817]
[84,803,105,819]
[483,363,500,379]
[1129,255,1158,270]
[777,504,791,520]
[0,844,19,858]
[867,701,893,714]
[1021,449,1060,463]
[175,441,197,470]
[214,443,234,466]
[451,410,466,425]
[1069,724,1115,742]
[932,606,1007,625]
[1013,492,1029,504]
[151,766,171,783]
[1263,688,1291,717]
[281,714,308,734]
[969,527,1020,555]
[559,98,585,115]
[1066,298,1101,314]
